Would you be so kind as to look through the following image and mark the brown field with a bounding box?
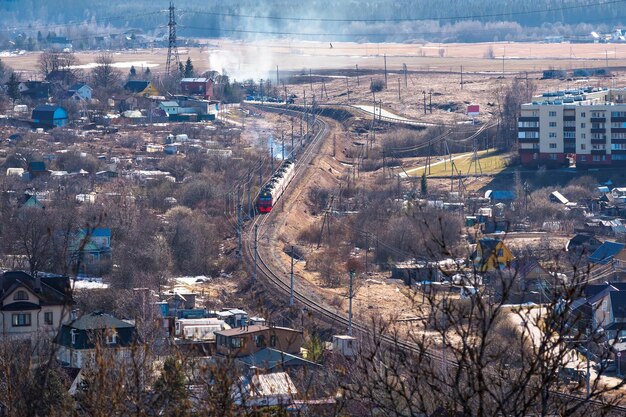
[4,39,626,80]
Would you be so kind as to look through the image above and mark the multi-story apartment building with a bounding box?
[518,87,626,167]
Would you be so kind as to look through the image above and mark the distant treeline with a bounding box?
[0,0,624,43]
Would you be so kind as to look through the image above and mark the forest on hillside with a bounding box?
[0,0,624,43]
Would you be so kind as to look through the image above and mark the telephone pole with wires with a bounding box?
[165,2,180,76]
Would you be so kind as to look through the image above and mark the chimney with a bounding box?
[34,273,41,293]
[70,309,78,321]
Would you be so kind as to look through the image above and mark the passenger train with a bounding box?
[258,159,296,213]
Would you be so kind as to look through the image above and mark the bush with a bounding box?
[370,79,384,93]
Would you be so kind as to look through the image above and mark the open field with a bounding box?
[5,40,626,80]
[404,149,511,177]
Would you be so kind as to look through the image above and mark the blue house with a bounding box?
[66,83,92,101]
[32,105,68,128]
[70,228,112,276]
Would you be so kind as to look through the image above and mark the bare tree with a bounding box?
[90,53,122,95]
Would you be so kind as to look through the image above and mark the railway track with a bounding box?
[242,104,626,413]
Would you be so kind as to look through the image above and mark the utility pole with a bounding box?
[423,90,427,114]
[247,172,251,217]
[403,63,408,87]
[346,77,350,103]
[356,64,360,86]
[304,90,308,136]
[309,69,313,91]
[429,90,433,113]
[384,53,388,88]
[397,78,401,101]
[253,225,258,282]
[290,245,295,306]
[259,160,263,190]
[291,118,294,154]
[460,65,463,90]
[348,270,355,336]
[282,132,285,161]
[365,234,369,275]
[237,185,242,256]
[165,1,180,76]
[271,145,274,173]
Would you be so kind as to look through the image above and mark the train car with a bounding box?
[257,159,295,213]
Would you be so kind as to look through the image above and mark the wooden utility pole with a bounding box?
[429,90,433,113]
[348,270,354,336]
[384,53,388,88]
[398,78,401,101]
[403,63,408,87]
[423,91,427,114]
[460,65,463,90]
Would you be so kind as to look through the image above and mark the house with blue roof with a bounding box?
[32,104,68,128]
[69,228,112,275]
[589,241,626,266]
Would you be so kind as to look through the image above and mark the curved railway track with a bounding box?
[242,104,626,413]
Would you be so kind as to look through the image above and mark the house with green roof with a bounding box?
[56,311,136,368]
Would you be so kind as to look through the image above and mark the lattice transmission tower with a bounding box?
[165,2,180,76]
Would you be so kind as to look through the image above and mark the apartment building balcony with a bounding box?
[591,117,606,123]
[591,128,606,134]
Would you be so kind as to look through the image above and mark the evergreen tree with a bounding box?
[37,31,43,44]
[145,67,151,76]
[184,57,194,78]
[153,357,188,415]
[7,72,20,103]
[129,65,136,78]
[420,171,428,196]
[178,61,184,77]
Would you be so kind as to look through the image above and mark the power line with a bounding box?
[0,11,165,33]
[179,0,626,23]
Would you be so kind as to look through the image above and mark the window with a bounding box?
[44,312,53,325]
[270,335,277,347]
[550,153,558,160]
[13,290,28,301]
[593,155,600,161]
[254,334,265,348]
[231,337,242,348]
[106,331,117,345]
[581,155,587,161]
[71,329,77,345]
[549,121,557,127]
[581,144,586,150]
[581,122,586,128]
[549,111,557,117]
[549,132,557,138]
[549,143,557,149]
[581,133,586,139]
[12,313,31,327]
[497,249,504,257]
